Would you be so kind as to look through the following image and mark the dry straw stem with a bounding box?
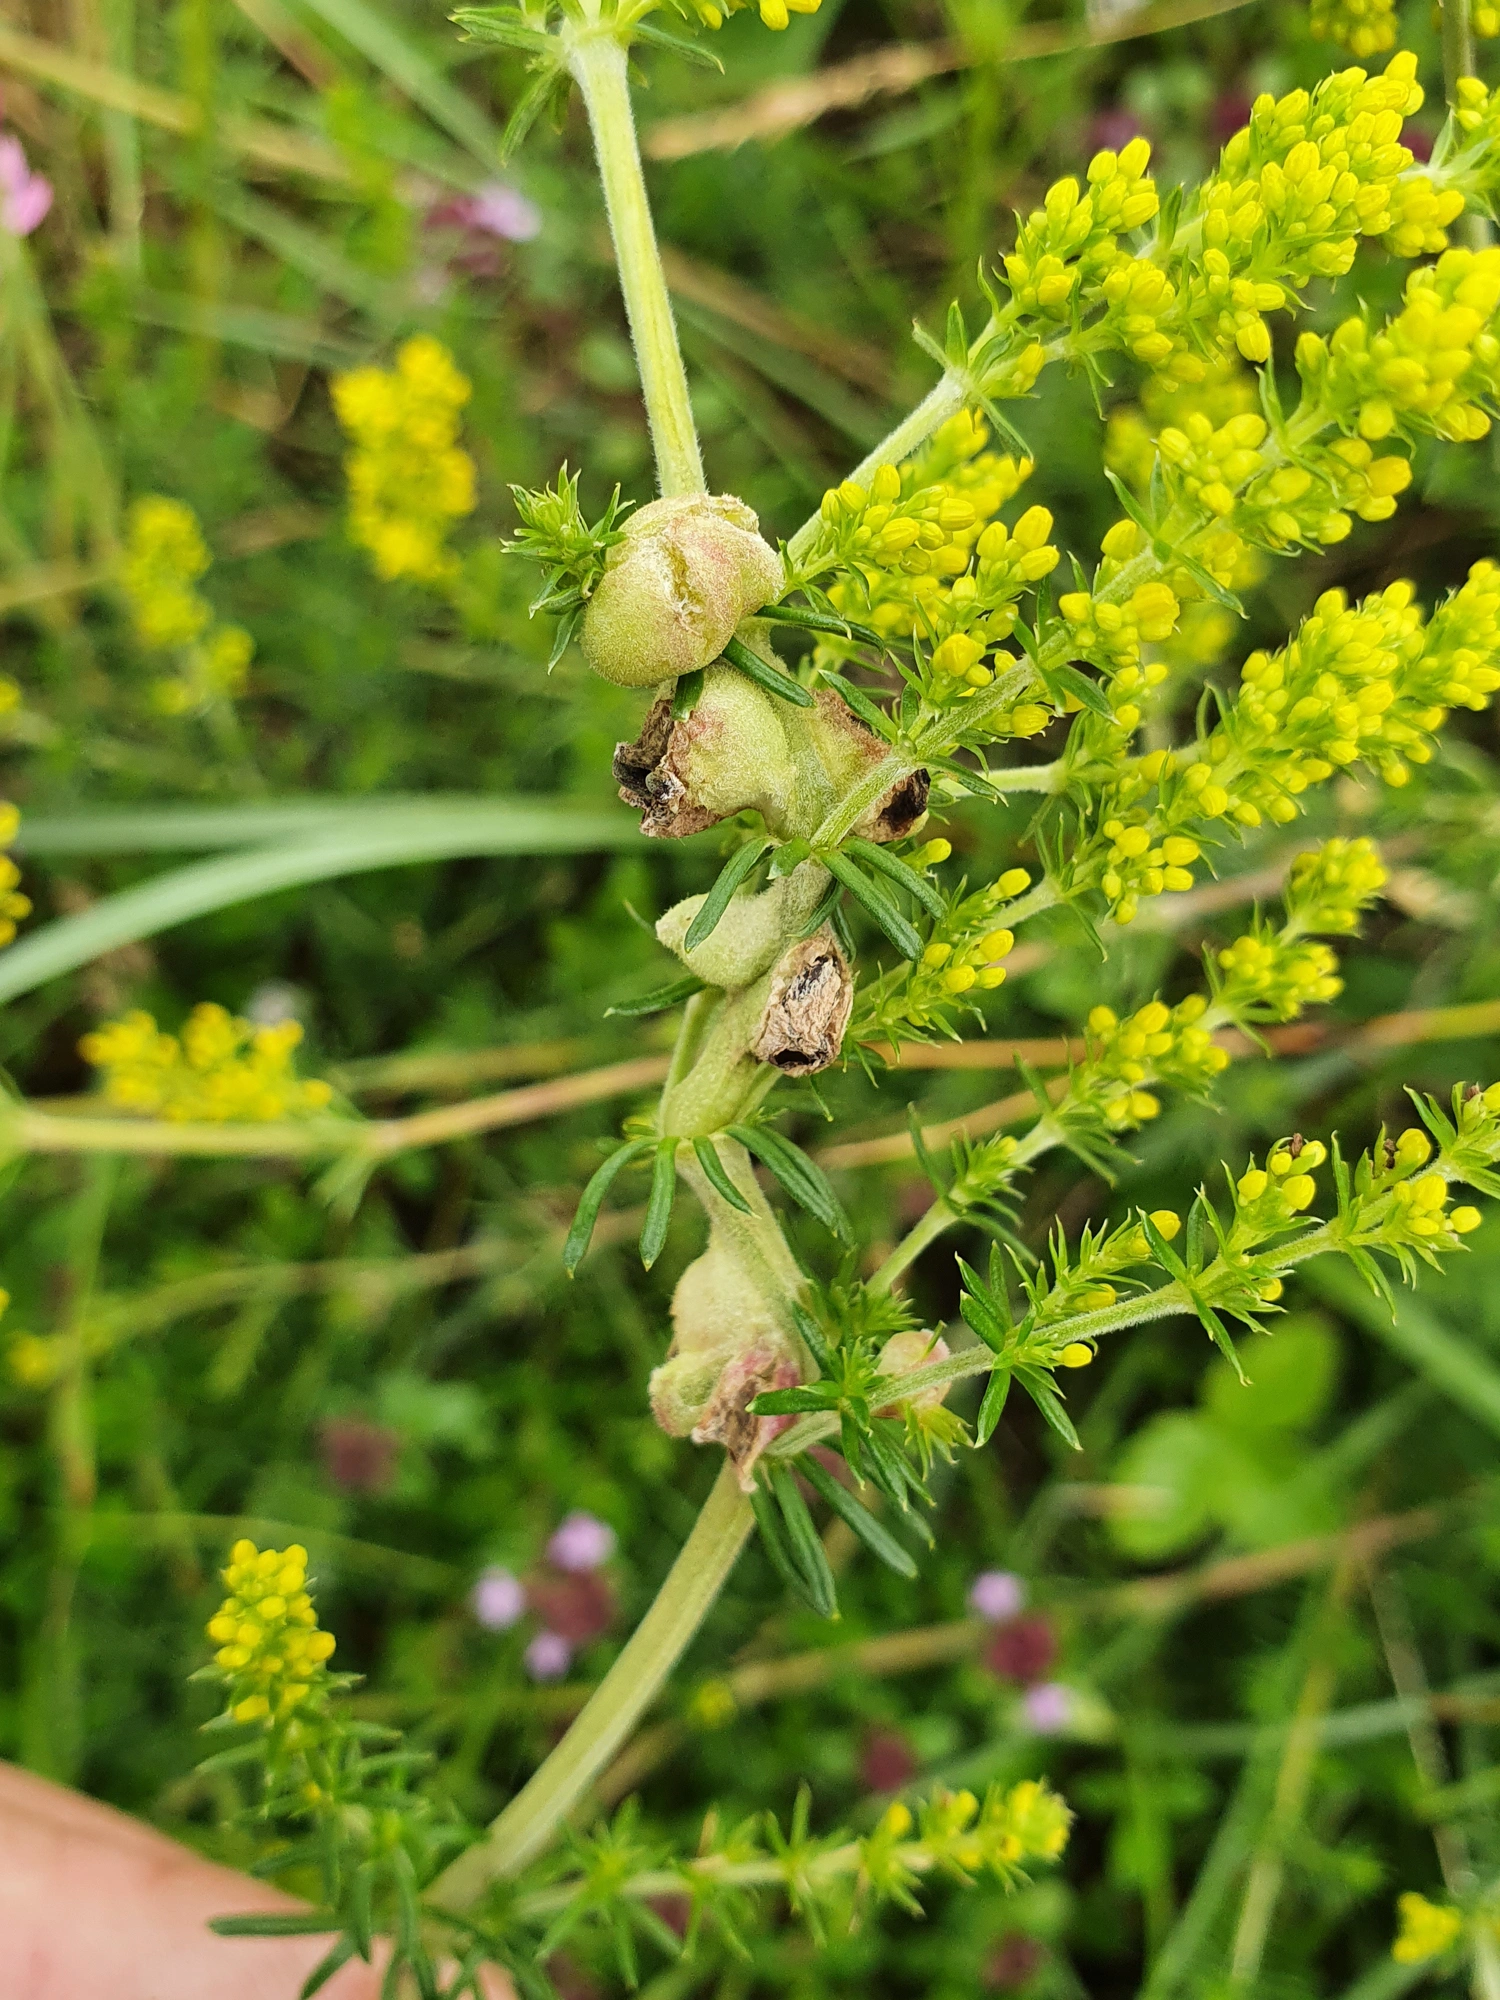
[591,1505,1444,1810]
[644,0,1259,159]
[0,20,351,182]
[16,995,1499,1167]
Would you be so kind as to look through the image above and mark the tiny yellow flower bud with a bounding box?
[882,1801,914,1838]
[1282,1174,1317,1211]
[922,941,953,968]
[944,964,978,993]
[1148,1210,1181,1240]
[870,463,902,503]
[1059,1343,1093,1368]
[1451,1206,1483,1233]
[996,868,1031,897]
[1238,1169,1269,1202]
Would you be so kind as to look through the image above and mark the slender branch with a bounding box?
[428,1458,754,1906]
[567,29,705,497]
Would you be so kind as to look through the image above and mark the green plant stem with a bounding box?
[567,29,704,498]
[428,1458,754,1905]
[868,1197,960,1295]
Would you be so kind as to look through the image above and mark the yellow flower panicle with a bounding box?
[0,801,30,949]
[1309,0,1397,60]
[1082,996,1230,1131]
[853,865,1032,1046]
[119,496,255,712]
[677,0,819,28]
[121,497,212,649]
[206,1540,337,1726]
[861,1779,1071,1906]
[1065,567,1500,923]
[80,1003,334,1124]
[332,336,477,586]
[1392,1892,1465,1963]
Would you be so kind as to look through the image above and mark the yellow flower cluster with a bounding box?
[1282,835,1388,933]
[1081,995,1230,1130]
[1309,0,1398,56]
[679,0,819,29]
[1066,567,1500,923]
[852,865,1032,1045]
[1215,930,1342,1020]
[79,1003,334,1123]
[1057,574,1180,674]
[206,1540,337,1726]
[1297,247,1500,444]
[1235,1135,1329,1229]
[118,497,254,712]
[1392,1892,1465,1963]
[1004,139,1159,321]
[862,1780,1071,1899]
[332,335,476,585]
[1105,357,1261,494]
[0,801,29,949]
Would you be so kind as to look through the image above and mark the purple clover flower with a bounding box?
[1021,1682,1074,1735]
[547,1511,616,1573]
[470,1566,526,1631]
[464,182,541,242]
[0,135,52,238]
[524,1629,572,1682]
[969,1570,1026,1623]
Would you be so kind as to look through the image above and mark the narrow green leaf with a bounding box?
[768,1463,838,1618]
[760,602,887,648]
[790,1299,835,1375]
[301,1937,360,1998]
[605,973,705,1018]
[721,634,816,707]
[1014,1364,1081,1450]
[301,0,503,168]
[682,839,772,953]
[749,1386,836,1415]
[671,667,705,719]
[563,1139,653,1275]
[691,1136,752,1214]
[749,1479,808,1600]
[1045,660,1115,720]
[975,1365,1012,1446]
[845,835,945,920]
[815,670,898,739]
[727,1123,850,1239]
[821,851,923,960]
[211,1914,342,1938]
[801,1453,918,1576]
[633,18,726,65]
[639,1140,680,1270]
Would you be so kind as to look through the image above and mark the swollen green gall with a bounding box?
[650,1236,803,1487]
[580,493,785,688]
[613,664,796,837]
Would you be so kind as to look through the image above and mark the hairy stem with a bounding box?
[567,29,705,498]
[428,1458,753,1905]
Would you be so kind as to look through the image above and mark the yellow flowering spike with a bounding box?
[79,1003,334,1124]
[0,807,30,950]
[120,496,212,649]
[332,336,477,587]
[206,1540,338,1726]
[1392,1892,1464,1963]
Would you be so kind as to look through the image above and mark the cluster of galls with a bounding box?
[206,1540,337,1726]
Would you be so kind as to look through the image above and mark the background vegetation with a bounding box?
[1,0,1499,1992]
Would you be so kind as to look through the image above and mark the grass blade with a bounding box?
[1,804,639,1006]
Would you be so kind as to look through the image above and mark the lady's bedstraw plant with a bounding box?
[183,13,1500,1995]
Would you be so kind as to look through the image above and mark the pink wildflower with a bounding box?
[0,135,51,237]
